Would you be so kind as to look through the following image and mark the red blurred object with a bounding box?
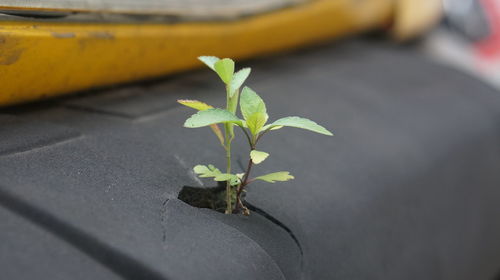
[475,0,500,60]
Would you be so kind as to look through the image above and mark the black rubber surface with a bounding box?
[1,39,500,280]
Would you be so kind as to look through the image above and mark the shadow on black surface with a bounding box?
[177,184,227,213]
[178,184,303,256]
[0,187,167,280]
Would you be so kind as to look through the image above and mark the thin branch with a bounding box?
[235,150,253,209]
[245,178,256,185]
[255,127,272,145]
[234,156,252,213]
[233,126,274,214]
[241,157,254,186]
[235,127,269,214]
[238,125,253,148]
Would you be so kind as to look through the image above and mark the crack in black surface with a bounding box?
[0,134,82,157]
[245,202,304,256]
[65,104,136,119]
[0,187,167,280]
[160,198,170,244]
[178,184,304,257]
[65,100,180,121]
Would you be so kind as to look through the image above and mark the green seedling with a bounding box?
[178,56,333,215]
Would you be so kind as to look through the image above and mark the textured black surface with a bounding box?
[0,200,120,280]
[1,40,500,279]
[0,115,80,156]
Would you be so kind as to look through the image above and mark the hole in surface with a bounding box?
[178,184,304,256]
[177,183,229,213]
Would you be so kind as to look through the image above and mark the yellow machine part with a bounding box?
[392,0,443,41]
[0,0,403,106]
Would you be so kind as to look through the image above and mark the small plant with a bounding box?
[178,56,333,215]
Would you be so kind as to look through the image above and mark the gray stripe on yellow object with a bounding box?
[0,0,307,18]
[0,0,394,106]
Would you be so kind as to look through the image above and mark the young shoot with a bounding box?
[179,56,333,215]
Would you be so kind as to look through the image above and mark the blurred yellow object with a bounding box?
[392,0,443,41]
[0,0,438,106]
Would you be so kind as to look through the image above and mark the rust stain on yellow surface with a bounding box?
[51,32,76,38]
[0,0,392,106]
[0,36,24,65]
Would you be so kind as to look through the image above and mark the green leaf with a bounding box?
[246,112,268,135]
[177,99,213,111]
[261,116,333,136]
[214,58,235,84]
[193,165,210,174]
[177,100,224,145]
[240,86,267,121]
[193,164,221,178]
[250,150,269,164]
[230,176,240,186]
[228,68,251,97]
[240,87,268,135]
[214,173,240,186]
[184,108,243,128]
[214,173,234,181]
[207,164,217,170]
[254,172,294,183]
[198,56,219,70]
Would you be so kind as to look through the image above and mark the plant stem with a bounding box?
[234,157,254,214]
[239,126,252,147]
[224,126,232,214]
[224,85,239,214]
[234,136,256,214]
[242,147,255,185]
[255,128,270,144]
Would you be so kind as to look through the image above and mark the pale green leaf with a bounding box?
[259,124,273,132]
[246,112,268,135]
[177,99,213,111]
[240,86,267,121]
[228,68,251,97]
[184,108,243,128]
[198,56,219,70]
[177,100,223,144]
[207,164,218,171]
[229,176,240,186]
[254,172,294,183]
[250,150,269,164]
[193,164,222,178]
[214,173,234,181]
[261,116,333,136]
[193,165,210,174]
[214,58,235,84]
[240,87,268,135]
[270,125,283,130]
[214,173,240,186]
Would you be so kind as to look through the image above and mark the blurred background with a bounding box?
[423,0,500,89]
[0,0,498,106]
